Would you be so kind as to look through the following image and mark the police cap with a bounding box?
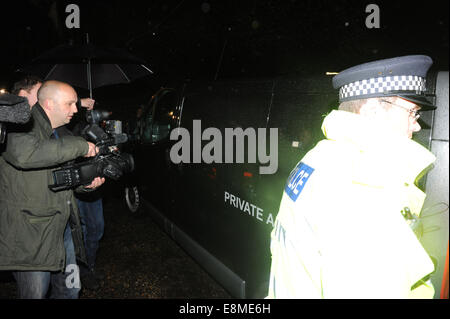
[332,55,436,110]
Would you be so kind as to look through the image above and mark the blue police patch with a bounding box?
[285,162,314,202]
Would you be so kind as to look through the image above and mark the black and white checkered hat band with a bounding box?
[339,75,426,101]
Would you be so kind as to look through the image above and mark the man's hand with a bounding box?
[85,177,105,189]
[80,98,95,110]
[85,142,99,157]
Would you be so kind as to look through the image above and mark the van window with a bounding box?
[141,89,179,144]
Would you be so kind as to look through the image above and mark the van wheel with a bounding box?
[125,186,140,213]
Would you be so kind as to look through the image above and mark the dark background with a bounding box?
[0,0,448,117]
[0,0,448,300]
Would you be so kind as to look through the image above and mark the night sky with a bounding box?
[0,0,448,111]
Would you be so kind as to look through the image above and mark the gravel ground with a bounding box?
[0,192,231,299]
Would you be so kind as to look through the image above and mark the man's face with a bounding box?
[51,86,78,128]
[19,82,42,108]
[363,97,422,139]
[383,97,421,139]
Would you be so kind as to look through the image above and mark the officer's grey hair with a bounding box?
[338,96,396,114]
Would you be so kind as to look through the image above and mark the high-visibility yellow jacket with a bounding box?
[268,110,436,299]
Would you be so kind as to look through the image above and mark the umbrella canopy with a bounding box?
[33,62,152,90]
[19,42,153,97]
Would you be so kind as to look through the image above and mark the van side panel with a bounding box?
[173,80,276,297]
[170,77,337,297]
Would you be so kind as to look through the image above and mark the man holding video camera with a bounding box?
[0,80,104,298]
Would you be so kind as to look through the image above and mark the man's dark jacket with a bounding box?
[0,104,88,271]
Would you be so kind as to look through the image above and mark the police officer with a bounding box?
[267,55,437,298]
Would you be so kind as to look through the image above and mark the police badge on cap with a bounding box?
[332,55,436,110]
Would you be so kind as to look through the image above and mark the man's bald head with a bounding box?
[37,80,76,105]
[37,80,79,128]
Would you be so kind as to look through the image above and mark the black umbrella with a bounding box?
[19,36,153,98]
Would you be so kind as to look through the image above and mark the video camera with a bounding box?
[0,93,32,143]
[49,109,134,192]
